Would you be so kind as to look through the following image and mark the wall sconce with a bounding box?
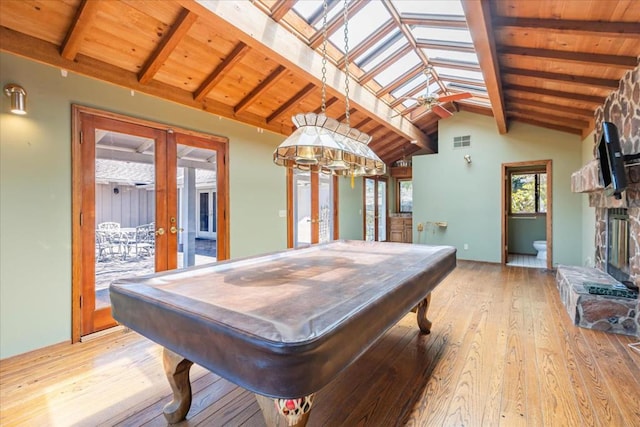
[464,154,472,164]
[4,84,27,115]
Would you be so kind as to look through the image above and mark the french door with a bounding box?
[289,169,337,247]
[364,177,388,241]
[72,107,228,340]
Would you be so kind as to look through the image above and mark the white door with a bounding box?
[196,189,217,239]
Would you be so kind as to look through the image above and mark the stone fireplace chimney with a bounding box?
[571,65,640,286]
[564,65,639,336]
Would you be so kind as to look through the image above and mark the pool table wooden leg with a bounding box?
[255,393,314,427]
[162,347,194,424]
[417,293,433,334]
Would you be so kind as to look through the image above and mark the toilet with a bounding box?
[533,240,547,260]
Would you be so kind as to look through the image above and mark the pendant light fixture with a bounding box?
[273,0,386,177]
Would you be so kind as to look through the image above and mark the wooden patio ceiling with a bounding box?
[0,0,638,167]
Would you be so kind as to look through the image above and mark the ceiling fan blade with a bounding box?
[432,104,454,118]
[438,92,472,102]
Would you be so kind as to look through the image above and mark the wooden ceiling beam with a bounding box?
[375,137,406,157]
[409,105,436,121]
[390,145,423,165]
[194,42,250,102]
[383,143,421,165]
[234,65,287,114]
[0,27,294,136]
[270,0,295,22]
[510,116,583,136]
[456,102,495,117]
[313,96,339,114]
[139,9,198,85]
[370,132,402,150]
[60,0,100,60]
[498,46,639,69]
[353,117,373,129]
[267,83,316,124]
[179,0,429,149]
[377,64,424,97]
[400,13,467,29]
[336,108,357,123]
[494,16,640,38]
[508,109,589,131]
[461,0,508,134]
[504,84,605,105]
[507,96,594,119]
[378,139,411,163]
[502,67,620,90]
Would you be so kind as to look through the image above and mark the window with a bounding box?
[398,180,413,213]
[510,172,547,214]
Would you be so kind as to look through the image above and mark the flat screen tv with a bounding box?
[597,122,627,200]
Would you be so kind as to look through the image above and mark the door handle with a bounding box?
[170,226,184,234]
[156,227,165,236]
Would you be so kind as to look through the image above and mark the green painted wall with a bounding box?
[338,177,364,240]
[0,53,293,358]
[508,216,546,254]
[412,112,583,265]
[581,131,596,267]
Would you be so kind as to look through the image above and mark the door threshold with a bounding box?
[80,325,129,343]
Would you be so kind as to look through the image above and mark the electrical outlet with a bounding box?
[463,243,469,250]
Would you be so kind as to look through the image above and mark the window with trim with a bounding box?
[510,172,547,214]
[398,179,413,213]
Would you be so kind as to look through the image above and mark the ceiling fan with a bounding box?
[393,67,472,119]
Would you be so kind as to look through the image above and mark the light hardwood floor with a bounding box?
[1,261,639,426]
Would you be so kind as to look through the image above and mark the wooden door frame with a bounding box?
[71,105,229,343]
[286,170,339,248]
[501,159,553,270]
[362,176,389,241]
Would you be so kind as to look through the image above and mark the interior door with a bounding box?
[73,108,229,340]
[364,177,388,241]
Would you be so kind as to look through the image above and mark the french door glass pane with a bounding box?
[176,144,218,269]
[319,173,333,244]
[294,170,312,247]
[365,178,375,241]
[94,130,155,310]
[378,180,387,241]
[199,193,209,232]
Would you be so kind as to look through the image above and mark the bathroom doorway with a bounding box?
[501,160,553,269]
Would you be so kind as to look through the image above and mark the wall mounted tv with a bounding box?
[597,122,627,200]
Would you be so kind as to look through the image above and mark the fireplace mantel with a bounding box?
[571,161,640,209]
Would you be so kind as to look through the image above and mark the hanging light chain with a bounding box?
[320,0,328,113]
[342,0,350,126]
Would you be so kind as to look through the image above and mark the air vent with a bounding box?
[453,135,471,149]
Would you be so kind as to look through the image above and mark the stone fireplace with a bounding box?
[562,64,640,336]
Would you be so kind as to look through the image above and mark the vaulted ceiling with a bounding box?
[1,0,638,166]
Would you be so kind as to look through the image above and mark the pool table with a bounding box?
[110,240,456,426]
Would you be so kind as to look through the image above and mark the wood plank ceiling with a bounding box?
[0,0,638,167]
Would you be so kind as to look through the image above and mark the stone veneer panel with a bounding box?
[593,65,640,157]
[568,64,640,336]
[556,265,637,336]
